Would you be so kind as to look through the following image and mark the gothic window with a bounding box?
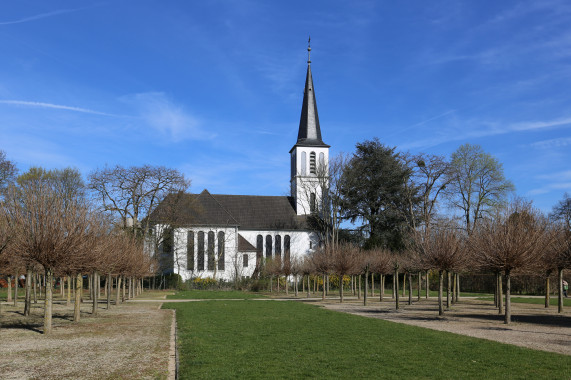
[186,231,194,270]
[162,228,174,254]
[291,152,296,178]
[217,231,225,271]
[207,231,215,270]
[197,231,205,271]
[243,254,249,267]
[310,192,316,213]
[310,152,316,174]
[284,235,291,262]
[265,235,272,259]
[256,235,263,260]
[275,235,281,259]
[301,151,307,175]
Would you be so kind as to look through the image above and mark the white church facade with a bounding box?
[150,45,329,281]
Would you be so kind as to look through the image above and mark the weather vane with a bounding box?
[307,35,311,63]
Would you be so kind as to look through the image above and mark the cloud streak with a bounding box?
[0,8,88,26]
[0,100,116,116]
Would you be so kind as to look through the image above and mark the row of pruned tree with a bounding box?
[0,157,159,334]
[263,199,570,325]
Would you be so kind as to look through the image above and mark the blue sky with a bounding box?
[1,1,570,213]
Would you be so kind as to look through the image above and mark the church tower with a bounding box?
[290,40,330,216]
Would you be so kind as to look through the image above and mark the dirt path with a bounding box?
[318,297,571,355]
[0,298,172,379]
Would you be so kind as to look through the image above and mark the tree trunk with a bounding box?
[43,268,54,334]
[498,272,503,315]
[339,273,344,303]
[417,272,421,302]
[122,275,126,302]
[24,267,32,316]
[402,273,406,297]
[364,270,368,306]
[438,270,444,316]
[452,272,457,305]
[307,275,310,298]
[504,270,511,324]
[322,275,325,301]
[456,273,460,302]
[545,275,550,308]
[408,272,412,305]
[395,270,400,310]
[92,272,98,316]
[294,275,298,297]
[107,273,112,309]
[66,276,71,306]
[33,272,37,304]
[446,271,451,310]
[74,273,82,322]
[277,276,280,293]
[13,272,18,307]
[371,273,374,297]
[380,274,384,302]
[357,275,361,300]
[425,270,429,299]
[392,274,395,299]
[558,267,564,313]
[116,276,122,305]
[88,274,92,301]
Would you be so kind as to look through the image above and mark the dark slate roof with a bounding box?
[150,189,308,231]
[290,62,329,152]
[238,234,257,252]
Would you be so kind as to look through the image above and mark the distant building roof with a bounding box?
[150,189,309,230]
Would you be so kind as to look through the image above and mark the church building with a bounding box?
[150,44,329,281]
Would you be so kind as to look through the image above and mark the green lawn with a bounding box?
[477,296,571,307]
[163,300,570,379]
[166,290,266,300]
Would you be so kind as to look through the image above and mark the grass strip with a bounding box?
[163,300,570,379]
[166,290,266,300]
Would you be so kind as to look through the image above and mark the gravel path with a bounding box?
[318,297,571,355]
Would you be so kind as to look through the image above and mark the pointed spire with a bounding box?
[292,39,329,150]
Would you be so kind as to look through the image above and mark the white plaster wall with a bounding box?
[291,146,329,216]
[153,224,320,282]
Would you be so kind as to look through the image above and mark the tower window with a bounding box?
[310,192,316,213]
[301,152,307,175]
[310,152,316,174]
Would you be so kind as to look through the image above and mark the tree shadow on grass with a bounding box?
[0,320,43,333]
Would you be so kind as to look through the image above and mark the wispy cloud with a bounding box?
[0,100,116,116]
[530,137,571,149]
[0,7,89,26]
[120,92,214,142]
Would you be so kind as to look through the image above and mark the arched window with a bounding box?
[301,151,307,175]
[265,235,272,259]
[310,192,316,213]
[284,235,291,262]
[256,235,263,260]
[163,228,174,254]
[187,231,194,270]
[319,152,325,169]
[217,231,225,271]
[275,235,281,259]
[310,152,316,174]
[291,152,296,178]
[207,231,215,270]
[197,231,205,271]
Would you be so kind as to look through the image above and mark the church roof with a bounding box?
[238,234,257,252]
[150,189,309,231]
[290,44,329,152]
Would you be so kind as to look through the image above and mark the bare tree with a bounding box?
[88,165,190,236]
[469,200,547,324]
[544,225,571,313]
[415,222,465,315]
[329,243,359,303]
[0,150,18,198]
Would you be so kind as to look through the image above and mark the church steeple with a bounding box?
[290,39,330,216]
[291,38,329,151]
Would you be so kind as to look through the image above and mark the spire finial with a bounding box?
[307,36,311,64]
